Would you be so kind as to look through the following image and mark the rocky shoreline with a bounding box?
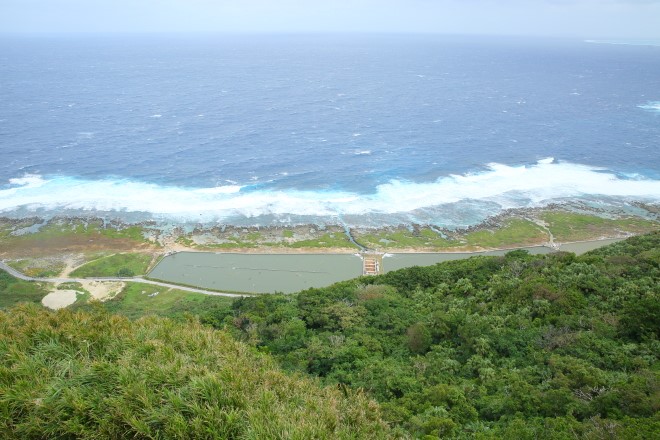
[1,202,658,258]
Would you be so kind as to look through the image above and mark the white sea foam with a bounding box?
[1,161,659,222]
[585,39,660,47]
[638,102,660,113]
[8,174,47,188]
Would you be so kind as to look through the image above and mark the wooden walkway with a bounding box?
[361,253,383,276]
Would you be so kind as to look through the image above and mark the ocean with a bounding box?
[1,34,659,228]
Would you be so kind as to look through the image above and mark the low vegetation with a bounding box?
[357,218,546,250]
[69,253,153,278]
[0,304,395,439]
[73,282,235,321]
[0,270,49,309]
[540,212,658,242]
[286,231,359,249]
[179,230,359,250]
[355,227,453,250]
[463,218,547,248]
[0,218,156,258]
[6,258,65,278]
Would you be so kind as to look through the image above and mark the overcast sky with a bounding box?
[1,0,659,38]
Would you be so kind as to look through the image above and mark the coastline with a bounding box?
[1,204,657,258]
[0,205,657,296]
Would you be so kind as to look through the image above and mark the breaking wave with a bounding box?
[1,159,659,225]
[638,101,660,113]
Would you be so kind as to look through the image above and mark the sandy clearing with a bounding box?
[79,280,125,301]
[59,254,86,277]
[41,290,78,310]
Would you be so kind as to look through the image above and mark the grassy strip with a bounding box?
[78,282,236,320]
[0,269,50,309]
[70,253,153,277]
[285,232,360,249]
[355,227,454,250]
[463,219,548,248]
[6,258,65,278]
[183,231,360,250]
[143,276,261,296]
[3,219,149,243]
[541,212,659,242]
[0,218,158,258]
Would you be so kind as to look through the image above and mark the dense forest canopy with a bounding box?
[203,233,659,438]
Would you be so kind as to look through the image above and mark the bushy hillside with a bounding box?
[210,233,660,438]
[0,304,395,439]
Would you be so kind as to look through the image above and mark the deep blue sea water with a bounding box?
[0,34,659,227]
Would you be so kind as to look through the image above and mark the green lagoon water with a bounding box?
[149,240,623,293]
[148,252,363,294]
[382,246,554,272]
[382,240,623,272]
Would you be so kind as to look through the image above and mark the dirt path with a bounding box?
[526,217,559,249]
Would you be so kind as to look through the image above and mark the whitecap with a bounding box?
[194,185,242,195]
[1,162,659,222]
[638,101,660,113]
[8,174,47,188]
[586,39,660,47]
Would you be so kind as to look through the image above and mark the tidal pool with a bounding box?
[382,239,623,272]
[148,252,363,294]
[382,246,555,272]
[149,239,623,293]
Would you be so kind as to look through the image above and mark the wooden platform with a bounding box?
[361,253,383,276]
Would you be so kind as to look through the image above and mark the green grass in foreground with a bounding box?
[0,269,50,309]
[69,253,153,278]
[74,282,235,321]
[541,212,659,242]
[0,304,394,439]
